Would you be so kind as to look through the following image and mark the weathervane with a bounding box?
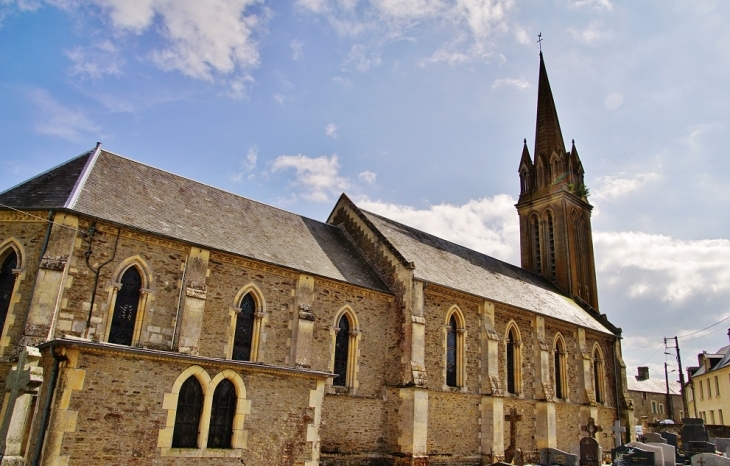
[537,32,543,53]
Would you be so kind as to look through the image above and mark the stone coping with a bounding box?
[38,339,334,380]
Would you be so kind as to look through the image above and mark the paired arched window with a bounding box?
[109,266,142,345]
[445,307,466,388]
[331,308,360,390]
[593,345,605,404]
[554,334,567,400]
[506,324,522,395]
[0,250,18,336]
[162,367,249,453]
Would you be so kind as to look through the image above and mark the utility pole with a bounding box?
[664,362,673,421]
[666,336,689,419]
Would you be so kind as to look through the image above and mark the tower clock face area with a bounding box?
[516,53,598,310]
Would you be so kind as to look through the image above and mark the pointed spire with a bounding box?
[534,53,567,164]
[520,138,532,167]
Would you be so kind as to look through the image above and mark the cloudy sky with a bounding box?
[1,0,729,388]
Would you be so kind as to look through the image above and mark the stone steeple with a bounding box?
[516,52,599,310]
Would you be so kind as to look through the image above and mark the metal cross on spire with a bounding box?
[537,32,543,53]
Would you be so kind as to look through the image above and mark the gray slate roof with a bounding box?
[692,344,730,377]
[358,209,613,334]
[626,376,681,395]
[0,149,389,293]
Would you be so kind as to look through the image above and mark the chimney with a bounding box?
[637,367,649,381]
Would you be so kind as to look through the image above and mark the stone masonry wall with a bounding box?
[427,391,480,456]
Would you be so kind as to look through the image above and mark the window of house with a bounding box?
[700,381,705,399]
[172,377,204,448]
[109,267,142,345]
[708,378,712,398]
[0,250,18,336]
[642,392,647,400]
[446,315,457,387]
[659,404,664,415]
[651,400,657,414]
[333,314,350,387]
[232,293,256,361]
[716,376,720,397]
[720,409,724,425]
[711,410,716,425]
[208,379,236,448]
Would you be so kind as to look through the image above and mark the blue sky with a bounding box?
[2,0,730,389]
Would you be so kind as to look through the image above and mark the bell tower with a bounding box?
[516,52,599,310]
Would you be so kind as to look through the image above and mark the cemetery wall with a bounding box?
[37,345,324,465]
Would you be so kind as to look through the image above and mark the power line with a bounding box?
[677,314,730,339]
[0,203,79,233]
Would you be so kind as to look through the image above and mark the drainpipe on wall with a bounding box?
[30,345,67,466]
[82,226,121,338]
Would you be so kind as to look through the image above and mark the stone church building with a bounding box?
[0,53,633,465]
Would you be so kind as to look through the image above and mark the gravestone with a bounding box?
[687,441,716,457]
[658,432,681,464]
[504,408,523,463]
[710,438,730,454]
[682,419,709,445]
[540,447,577,466]
[647,442,676,466]
[691,453,730,466]
[612,444,655,466]
[628,442,665,466]
[645,433,667,444]
[612,421,626,448]
[581,437,601,466]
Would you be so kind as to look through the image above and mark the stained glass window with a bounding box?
[333,315,350,387]
[208,379,236,449]
[232,293,255,361]
[507,328,516,394]
[172,377,203,448]
[446,315,457,387]
[0,251,17,335]
[109,267,141,345]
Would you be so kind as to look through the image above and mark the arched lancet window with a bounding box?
[537,159,545,188]
[572,213,591,302]
[554,335,567,400]
[593,346,605,404]
[172,376,203,448]
[547,212,556,280]
[109,267,141,345]
[232,293,255,361]
[520,168,530,194]
[208,379,236,449]
[334,314,350,387]
[531,215,542,275]
[446,315,458,387]
[0,251,18,335]
[506,326,521,395]
[551,155,562,184]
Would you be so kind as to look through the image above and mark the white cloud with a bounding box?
[345,44,382,72]
[571,0,613,11]
[356,195,520,262]
[419,48,470,67]
[29,88,99,141]
[604,92,623,110]
[492,77,530,90]
[595,231,730,301]
[291,39,304,60]
[271,154,349,202]
[78,0,266,82]
[229,146,258,183]
[567,22,608,44]
[358,170,377,183]
[592,173,660,201]
[513,25,530,44]
[64,40,123,80]
[325,123,338,138]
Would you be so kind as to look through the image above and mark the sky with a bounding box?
[1,0,729,390]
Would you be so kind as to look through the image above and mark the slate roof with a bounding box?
[0,148,389,293]
[692,344,730,377]
[357,208,614,334]
[626,376,682,395]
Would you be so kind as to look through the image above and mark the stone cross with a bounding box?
[504,408,523,462]
[582,417,602,439]
[0,347,42,461]
[697,456,706,466]
[611,420,626,447]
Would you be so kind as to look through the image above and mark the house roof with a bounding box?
[627,376,682,395]
[692,344,730,377]
[0,148,389,294]
[355,207,614,335]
